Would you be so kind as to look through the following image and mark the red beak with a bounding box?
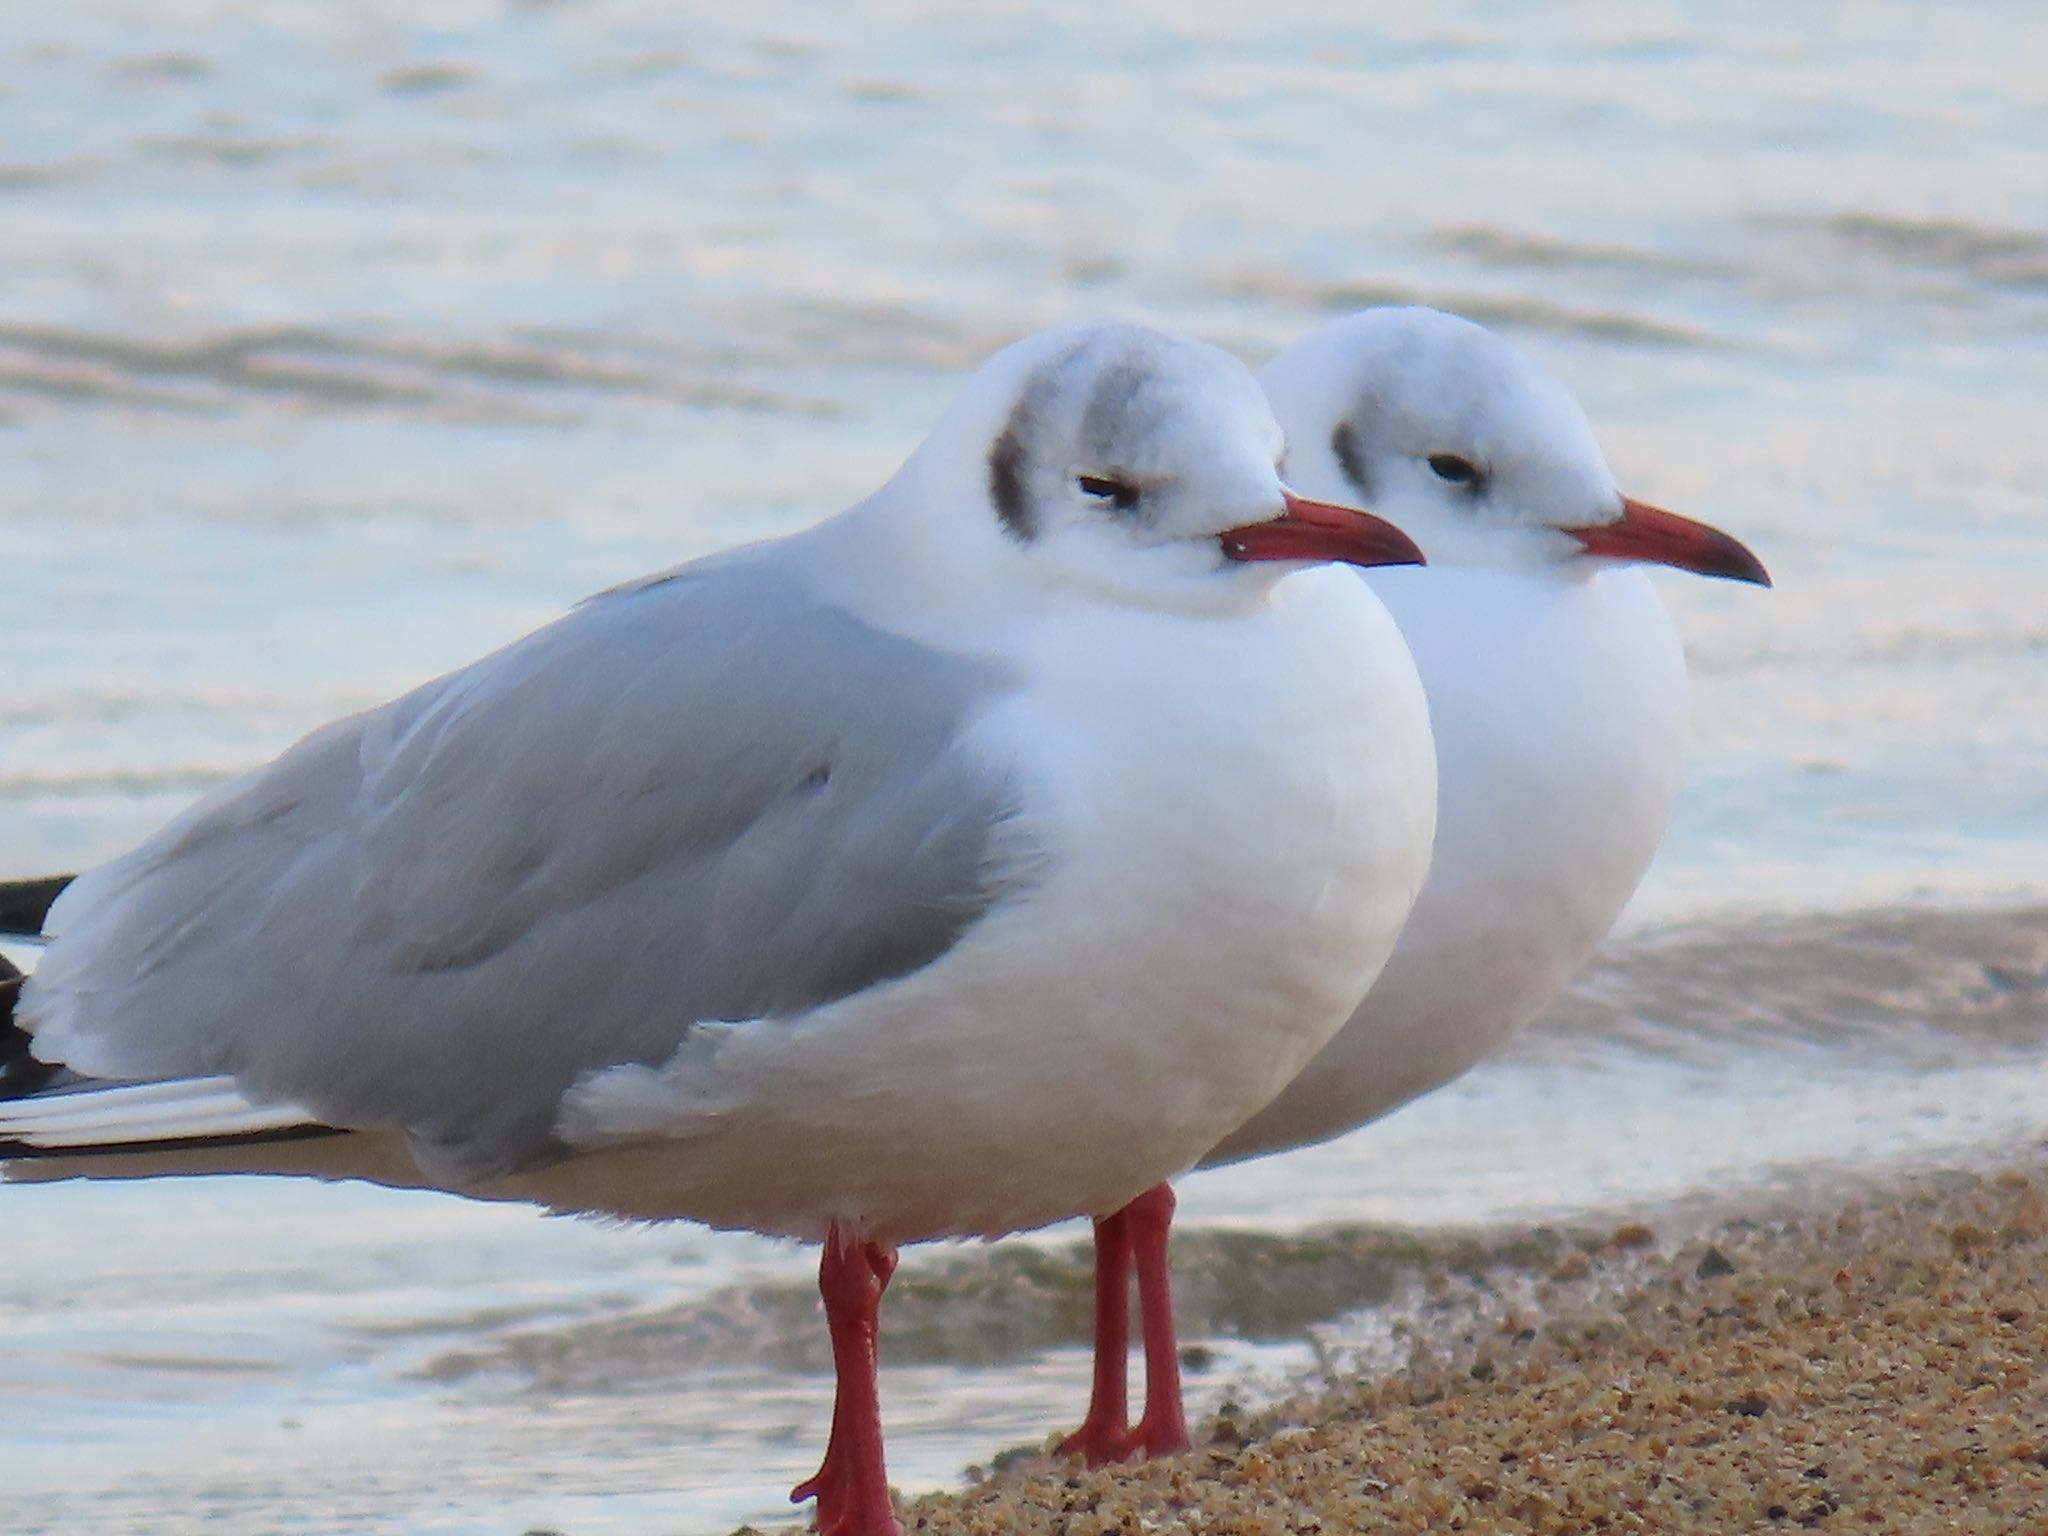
[1220,491,1427,570]
[1565,497,1771,587]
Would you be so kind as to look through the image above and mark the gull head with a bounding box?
[895,322,1424,611]
[1262,307,1768,587]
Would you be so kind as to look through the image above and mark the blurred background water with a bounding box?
[1,3,2044,1533]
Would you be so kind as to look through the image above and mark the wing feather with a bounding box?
[19,553,1027,1181]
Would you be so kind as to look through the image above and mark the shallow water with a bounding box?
[2,4,2045,1533]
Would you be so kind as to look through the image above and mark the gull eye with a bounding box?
[1077,474,1141,512]
[1427,454,1483,487]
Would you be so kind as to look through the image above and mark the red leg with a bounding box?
[1120,1183,1191,1459]
[1055,1204,1134,1465]
[791,1225,901,1536]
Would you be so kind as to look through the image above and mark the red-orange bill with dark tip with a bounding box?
[1566,497,1772,587]
[1220,492,1427,570]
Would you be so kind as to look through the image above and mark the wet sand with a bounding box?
[856,1159,2048,1535]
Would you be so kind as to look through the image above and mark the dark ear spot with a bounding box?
[1331,419,1374,501]
[987,420,1032,542]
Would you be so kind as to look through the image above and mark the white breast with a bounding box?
[1207,564,1687,1165]
[532,567,1435,1243]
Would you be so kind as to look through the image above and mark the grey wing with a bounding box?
[20,556,1026,1179]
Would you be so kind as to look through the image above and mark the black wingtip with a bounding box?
[0,1123,353,1161]
[0,953,65,1101]
[0,873,75,938]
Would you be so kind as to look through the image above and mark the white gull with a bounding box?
[0,320,1441,1536]
[1059,306,1771,1467]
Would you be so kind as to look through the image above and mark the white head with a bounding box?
[879,322,1425,612]
[1262,307,1769,586]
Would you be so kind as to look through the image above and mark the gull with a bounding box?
[1058,306,1771,1467]
[0,321,1439,1536]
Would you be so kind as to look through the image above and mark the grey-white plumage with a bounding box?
[24,554,1023,1183]
[7,320,1436,1255]
[3,320,1446,1536]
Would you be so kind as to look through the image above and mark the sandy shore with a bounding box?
[821,1158,2048,1536]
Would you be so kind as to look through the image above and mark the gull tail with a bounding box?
[0,872,73,939]
[0,950,348,1171]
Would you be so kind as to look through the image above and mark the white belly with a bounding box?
[531,568,1435,1242]
[1208,565,1687,1165]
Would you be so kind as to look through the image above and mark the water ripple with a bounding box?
[1214,267,1730,350]
[0,323,843,421]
